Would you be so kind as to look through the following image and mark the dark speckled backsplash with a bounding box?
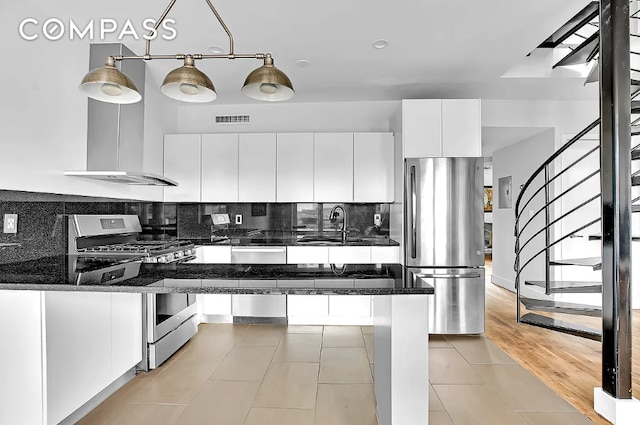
[0,189,390,264]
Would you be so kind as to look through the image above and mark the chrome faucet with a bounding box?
[329,205,348,244]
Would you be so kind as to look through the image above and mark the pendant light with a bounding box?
[161,56,217,102]
[242,55,294,101]
[79,0,293,104]
[79,56,142,104]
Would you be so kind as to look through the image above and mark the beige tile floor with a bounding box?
[77,324,595,425]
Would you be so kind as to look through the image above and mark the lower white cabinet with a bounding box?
[198,293,232,316]
[191,246,232,264]
[329,295,372,317]
[0,291,142,425]
[287,295,329,317]
[287,246,329,264]
[328,246,371,264]
[371,246,400,263]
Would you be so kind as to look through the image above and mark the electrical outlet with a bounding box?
[3,214,18,234]
[235,214,243,225]
[374,213,382,226]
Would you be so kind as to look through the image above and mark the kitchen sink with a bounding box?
[295,236,343,245]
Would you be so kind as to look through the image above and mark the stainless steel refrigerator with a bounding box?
[405,157,485,334]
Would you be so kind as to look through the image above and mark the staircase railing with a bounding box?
[513,118,601,322]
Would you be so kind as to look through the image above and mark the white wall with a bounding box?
[176,101,400,134]
[491,129,555,292]
[0,5,173,200]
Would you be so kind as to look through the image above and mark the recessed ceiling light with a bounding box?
[373,39,388,49]
[296,59,311,67]
[208,45,224,54]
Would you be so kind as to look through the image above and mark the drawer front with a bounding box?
[231,246,287,264]
[190,246,232,263]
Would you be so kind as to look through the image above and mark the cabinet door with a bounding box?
[329,295,372,317]
[370,246,400,263]
[191,246,232,264]
[402,99,442,158]
[314,133,354,202]
[277,133,314,202]
[441,99,481,157]
[202,134,239,202]
[45,292,112,425]
[112,293,142,380]
[239,133,277,202]
[287,246,329,264]
[328,246,371,264]
[353,133,394,202]
[163,134,201,202]
[199,294,232,316]
[287,295,329,317]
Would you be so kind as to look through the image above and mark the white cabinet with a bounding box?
[199,293,233,316]
[287,294,329,317]
[441,99,481,157]
[287,246,329,264]
[402,99,442,158]
[353,133,394,202]
[402,99,481,158]
[277,133,314,202]
[371,246,400,263]
[239,133,277,202]
[329,295,372,317]
[111,293,142,380]
[328,246,371,264]
[164,134,201,202]
[201,134,239,202]
[191,246,232,263]
[314,133,354,202]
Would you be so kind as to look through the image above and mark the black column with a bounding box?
[599,0,632,399]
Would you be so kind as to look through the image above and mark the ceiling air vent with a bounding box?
[214,114,250,124]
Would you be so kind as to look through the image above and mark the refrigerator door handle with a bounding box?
[416,273,482,279]
[409,165,417,258]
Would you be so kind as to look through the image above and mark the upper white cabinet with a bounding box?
[202,133,239,202]
[163,131,394,203]
[239,133,277,202]
[402,99,442,158]
[402,99,481,158]
[441,99,481,157]
[277,133,314,202]
[353,133,394,202]
[314,133,354,202]
[164,134,201,202]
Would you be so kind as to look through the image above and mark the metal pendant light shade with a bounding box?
[79,57,142,104]
[241,55,294,101]
[161,56,217,103]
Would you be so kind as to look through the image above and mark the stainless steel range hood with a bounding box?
[64,43,178,187]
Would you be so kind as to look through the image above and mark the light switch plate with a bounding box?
[374,213,382,226]
[3,214,18,233]
[235,214,243,225]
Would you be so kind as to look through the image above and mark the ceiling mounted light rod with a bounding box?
[79,0,294,104]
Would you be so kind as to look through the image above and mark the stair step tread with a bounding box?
[589,234,640,241]
[633,204,640,213]
[525,281,602,293]
[521,297,602,317]
[631,175,640,186]
[554,32,599,68]
[538,2,599,48]
[550,257,602,270]
[520,313,601,341]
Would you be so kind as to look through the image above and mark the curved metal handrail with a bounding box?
[514,118,600,214]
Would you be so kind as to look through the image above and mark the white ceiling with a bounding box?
[13,0,595,104]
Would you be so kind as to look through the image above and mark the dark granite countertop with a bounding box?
[0,257,432,295]
[190,235,400,247]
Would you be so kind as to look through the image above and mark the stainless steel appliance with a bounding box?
[67,214,198,370]
[405,157,485,334]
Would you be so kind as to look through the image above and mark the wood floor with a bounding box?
[484,258,640,425]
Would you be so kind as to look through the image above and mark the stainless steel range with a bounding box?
[67,214,199,371]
